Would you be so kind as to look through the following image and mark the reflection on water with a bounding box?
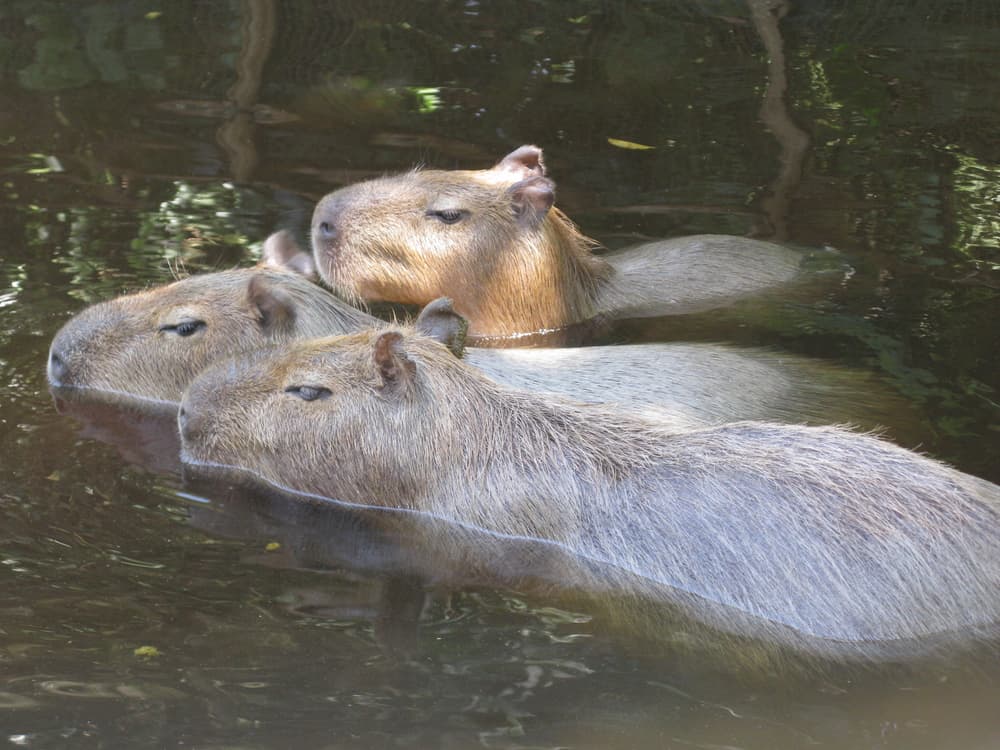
[2,1,999,747]
[16,393,1000,748]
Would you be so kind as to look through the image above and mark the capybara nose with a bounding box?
[47,349,68,386]
[177,403,204,445]
[315,220,337,243]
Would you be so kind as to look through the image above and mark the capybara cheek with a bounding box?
[177,374,223,448]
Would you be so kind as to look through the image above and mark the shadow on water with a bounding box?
[1,0,999,747]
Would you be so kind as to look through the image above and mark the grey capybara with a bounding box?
[177,325,1000,662]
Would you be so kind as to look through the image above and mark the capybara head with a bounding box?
[310,145,611,336]
[179,326,484,505]
[47,264,376,404]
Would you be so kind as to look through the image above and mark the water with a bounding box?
[2,1,999,747]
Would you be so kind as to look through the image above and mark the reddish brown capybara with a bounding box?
[177,326,1000,662]
[47,254,919,436]
[310,145,824,338]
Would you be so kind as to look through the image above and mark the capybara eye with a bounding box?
[284,385,332,402]
[159,320,207,337]
[427,209,467,225]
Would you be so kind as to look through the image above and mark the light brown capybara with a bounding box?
[47,260,919,435]
[177,326,1000,661]
[46,265,373,406]
[310,145,824,338]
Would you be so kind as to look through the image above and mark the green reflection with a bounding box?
[7,180,263,304]
[951,150,1000,262]
[407,86,442,114]
[24,153,65,175]
[11,0,167,91]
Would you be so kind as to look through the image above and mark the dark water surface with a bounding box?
[2,1,999,748]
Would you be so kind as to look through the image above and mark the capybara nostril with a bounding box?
[316,221,337,242]
[177,404,189,430]
[47,349,68,386]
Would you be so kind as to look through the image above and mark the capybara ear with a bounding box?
[414,298,468,358]
[259,230,317,280]
[493,145,546,179]
[508,176,555,226]
[373,331,416,389]
[246,274,297,333]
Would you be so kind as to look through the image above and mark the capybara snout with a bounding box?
[48,301,137,392]
[47,348,68,387]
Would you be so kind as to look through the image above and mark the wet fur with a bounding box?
[310,146,808,337]
[49,267,918,435]
[46,267,373,403]
[179,328,1000,660]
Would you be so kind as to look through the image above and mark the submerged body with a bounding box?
[46,265,917,434]
[177,327,1000,659]
[310,145,819,338]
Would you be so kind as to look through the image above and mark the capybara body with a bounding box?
[310,145,810,338]
[178,328,1000,660]
[48,266,916,434]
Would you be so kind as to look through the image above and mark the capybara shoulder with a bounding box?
[179,328,1000,661]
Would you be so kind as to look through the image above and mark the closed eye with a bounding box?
[159,320,206,337]
[284,385,332,401]
[426,209,468,225]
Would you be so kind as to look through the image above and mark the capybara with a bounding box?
[47,262,919,435]
[46,265,373,406]
[310,145,822,338]
[178,327,1000,661]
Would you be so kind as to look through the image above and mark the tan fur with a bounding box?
[310,145,810,337]
[46,267,374,405]
[178,328,1000,661]
[48,267,919,437]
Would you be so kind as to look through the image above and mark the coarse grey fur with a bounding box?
[310,144,818,338]
[48,264,916,435]
[598,234,803,321]
[468,344,899,430]
[178,328,1000,662]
